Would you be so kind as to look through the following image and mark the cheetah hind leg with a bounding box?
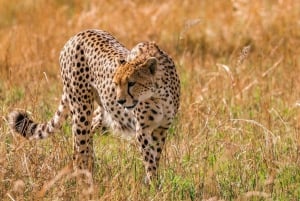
[91,106,103,133]
[91,106,109,135]
[69,92,95,173]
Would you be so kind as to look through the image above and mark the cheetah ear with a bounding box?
[115,57,126,66]
[145,57,157,75]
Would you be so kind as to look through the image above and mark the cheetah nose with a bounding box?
[117,99,126,105]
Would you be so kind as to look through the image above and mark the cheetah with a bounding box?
[8,29,180,182]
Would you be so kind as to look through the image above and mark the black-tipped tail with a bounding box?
[8,111,37,138]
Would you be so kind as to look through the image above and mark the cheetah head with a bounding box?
[113,56,158,109]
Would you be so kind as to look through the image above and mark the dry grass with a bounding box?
[0,0,299,200]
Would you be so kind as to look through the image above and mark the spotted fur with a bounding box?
[8,29,180,182]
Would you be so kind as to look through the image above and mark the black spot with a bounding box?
[148,116,154,121]
[144,139,148,145]
[77,62,81,67]
[80,116,85,122]
[151,109,157,114]
[157,148,162,153]
[152,136,158,141]
[142,125,149,129]
[76,129,81,135]
[80,140,86,145]
[82,130,86,135]
[38,131,42,138]
[30,123,37,134]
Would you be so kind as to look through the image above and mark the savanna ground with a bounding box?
[0,0,299,200]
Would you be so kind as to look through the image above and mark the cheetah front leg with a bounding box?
[137,126,168,184]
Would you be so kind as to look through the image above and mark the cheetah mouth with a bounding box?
[124,101,138,109]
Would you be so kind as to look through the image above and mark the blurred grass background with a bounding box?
[0,0,299,200]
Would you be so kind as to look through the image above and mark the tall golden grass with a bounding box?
[0,0,299,200]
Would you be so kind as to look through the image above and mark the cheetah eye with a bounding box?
[128,81,136,87]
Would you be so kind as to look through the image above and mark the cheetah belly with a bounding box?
[102,109,136,137]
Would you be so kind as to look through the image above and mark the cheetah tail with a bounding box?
[8,95,69,140]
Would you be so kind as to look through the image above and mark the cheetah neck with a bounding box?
[151,68,167,100]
